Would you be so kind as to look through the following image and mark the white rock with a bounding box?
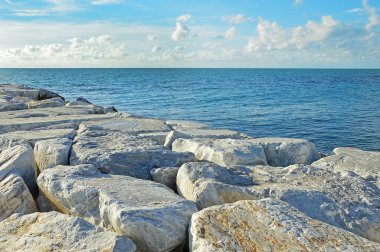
[313,147,380,187]
[166,120,208,129]
[70,128,194,179]
[0,211,136,252]
[250,137,320,166]
[37,164,198,252]
[0,174,37,222]
[190,199,380,252]
[172,138,267,167]
[139,132,169,145]
[177,162,380,242]
[0,84,61,101]
[150,167,180,190]
[27,97,65,109]
[0,144,35,193]
[34,138,72,172]
[164,128,241,148]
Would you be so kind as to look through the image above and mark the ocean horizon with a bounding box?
[1,68,379,153]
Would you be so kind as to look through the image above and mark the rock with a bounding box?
[0,174,37,222]
[0,84,61,101]
[250,137,320,166]
[166,120,208,129]
[172,138,267,167]
[190,199,380,252]
[312,147,380,187]
[27,97,65,109]
[139,132,169,145]
[37,164,198,252]
[150,167,180,190]
[65,97,92,106]
[164,128,241,148]
[70,127,194,179]
[0,211,136,252]
[35,192,57,212]
[34,138,72,172]
[0,128,76,151]
[177,162,380,242]
[0,144,35,194]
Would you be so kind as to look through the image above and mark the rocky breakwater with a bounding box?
[0,83,379,251]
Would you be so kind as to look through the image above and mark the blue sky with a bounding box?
[0,0,379,67]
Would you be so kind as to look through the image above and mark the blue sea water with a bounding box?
[0,68,379,153]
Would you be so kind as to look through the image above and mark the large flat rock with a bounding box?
[0,211,136,252]
[0,144,35,194]
[177,162,380,242]
[172,138,267,167]
[70,127,194,179]
[250,137,321,166]
[0,174,37,222]
[0,84,61,100]
[190,199,380,252]
[150,167,180,190]
[313,147,380,187]
[37,164,198,252]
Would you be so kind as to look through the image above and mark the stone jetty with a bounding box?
[0,83,379,251]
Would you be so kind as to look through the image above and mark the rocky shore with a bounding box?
[0,83,379,251]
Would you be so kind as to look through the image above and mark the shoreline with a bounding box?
[0,83,379,251]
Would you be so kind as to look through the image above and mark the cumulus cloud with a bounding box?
[147,35,157,41]
[225,27,237,40]
[176,14,192,23]
[294,0,303,6]
[246,16,339,52]
[0,35,128,65]
[362,0,379,30]
[222,14,253,24]
[14,9,49,17]
[171,22,190,41]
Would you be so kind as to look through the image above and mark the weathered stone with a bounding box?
[177,162,380,242]
[313,147,380,187]
[0,84,61,101]
[27,97,65,109]
[70,128,194,179]
[0,174,37,222]
[190,199,380,252]
[0,128,76,151]
[166,120,208,129]
[139,132,169,145]
[35,192,57,212]
[34,138,72,172]
[0,144,35,193]
[164,128,241,148]
[0,211,136,252]
[150,167,180,190]
[37,164,198,252]
[65,97,92,106]
[172,138,267,167]
[250,137,320,166]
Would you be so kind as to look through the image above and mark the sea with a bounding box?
[0,68,379,153]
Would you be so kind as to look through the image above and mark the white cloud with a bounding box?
[147,35,157,41]
[151,45,161,53]
[222,14,253,24]
[294,0,303,6]
[225,27,237,40]
[5,0,14,4]
[14,9,49,17]
[362,0,379,31]
[171,22,190,41]
[246,16,339,52]
[0,35,128,65]
[176,14,192,23]
[92,0,120,5]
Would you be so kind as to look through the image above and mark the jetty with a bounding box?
[0,84,379,251]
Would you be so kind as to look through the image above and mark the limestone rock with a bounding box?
[177,162,380,242]
[35,192,57,212]
[27,97,65,109]
[0,144,35,193]
[164,128,241,148]
[0,211,136,252]
[250,137,320,166]
[190,199,380,252]
[0,84,61,101]
[313,147,380,187]
[0,174,37,222]
[166,120,208,129]
[150,167,180,190]
[70,128,194,179]
[34,138,72,172]
[65,97,92,106]
[172,138,267,167]
[37,164,198,252]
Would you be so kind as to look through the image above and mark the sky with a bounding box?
[0,0,379,68]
